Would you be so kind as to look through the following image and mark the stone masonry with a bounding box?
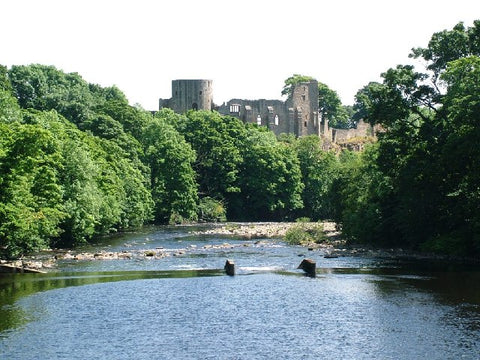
[159,79,374,141]
[159,79,329,138]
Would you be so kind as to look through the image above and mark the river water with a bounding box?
[1,225,479,359]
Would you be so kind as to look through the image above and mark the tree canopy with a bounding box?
[345,20,480,256]
[1,20,480,259]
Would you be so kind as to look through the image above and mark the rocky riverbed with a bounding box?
[1,222,470,272]
[193,221,340,239]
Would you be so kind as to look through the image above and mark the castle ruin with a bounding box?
[159,79,331,139]
[159,79,375,143]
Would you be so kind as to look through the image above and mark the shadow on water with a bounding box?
[0,269,223,332]
[2,263,480,334]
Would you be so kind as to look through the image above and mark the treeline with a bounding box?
[341,20,480,257]
[0,64,334,258]
[1,20,479,259]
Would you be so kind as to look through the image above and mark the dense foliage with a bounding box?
[1,20,479,259]
[0,65,314,257]
[343,20,480,256]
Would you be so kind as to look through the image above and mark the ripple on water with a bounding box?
[1,272,480,360]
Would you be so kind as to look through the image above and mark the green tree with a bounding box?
[174,110,246,201]
[0,122,65,257]
[281,74,315,97]
[0,66,21,124]
[347,20,480,256]
[142,116,198,223]
[95,100,150,140]
[8,64,96,125]
[231,129,303,220]
[294,135,339,220]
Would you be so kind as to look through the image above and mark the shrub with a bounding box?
[198,197,227,222]
[284,223,326,245]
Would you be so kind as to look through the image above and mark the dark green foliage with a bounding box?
[344,21,480,257]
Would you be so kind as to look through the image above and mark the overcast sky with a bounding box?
[2,0,480,110]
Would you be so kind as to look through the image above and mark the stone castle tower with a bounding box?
[288,80,320,137]
[159,79,213,113]
[159,79,330,139]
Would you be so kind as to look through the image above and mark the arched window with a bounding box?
[192,103,198,111]
[257,114,262,126]
[274,114,279,126]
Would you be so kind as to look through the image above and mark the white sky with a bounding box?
[1,0,480,110]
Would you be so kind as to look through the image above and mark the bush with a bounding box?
[198,197,227,222]
[284,223,326,245]
[285,226,312,245]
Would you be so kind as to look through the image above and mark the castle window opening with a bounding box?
[257,115,262,126]
[267,106,274,114]
[302,95,306,101]
[199,91,202,95]
[274,114,279,126]
[230,104,240,113]
[304,121,307,127]
[192,103,198,111]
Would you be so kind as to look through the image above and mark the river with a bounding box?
[1,225,479,359]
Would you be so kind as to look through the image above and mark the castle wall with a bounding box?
[332,119,372,142]
[217,99,290,135]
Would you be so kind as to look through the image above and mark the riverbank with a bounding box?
[0,222,336,272]
[1,221,477,272]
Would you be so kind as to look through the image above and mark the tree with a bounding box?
[142,116,198,223]
[0,66,21,124]
[8,64,96,125]
[174,110,246,201]
[347,20,480,256]
[0,122,65,257]
[95,100,150,140]
[410,21,480,82]
[281,74,315,97]
[294,135,339,220]
[231,128,303,220]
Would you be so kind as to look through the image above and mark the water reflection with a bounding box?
[0,269,223,332]
[2,271,479,360]
[1,225,480,359]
